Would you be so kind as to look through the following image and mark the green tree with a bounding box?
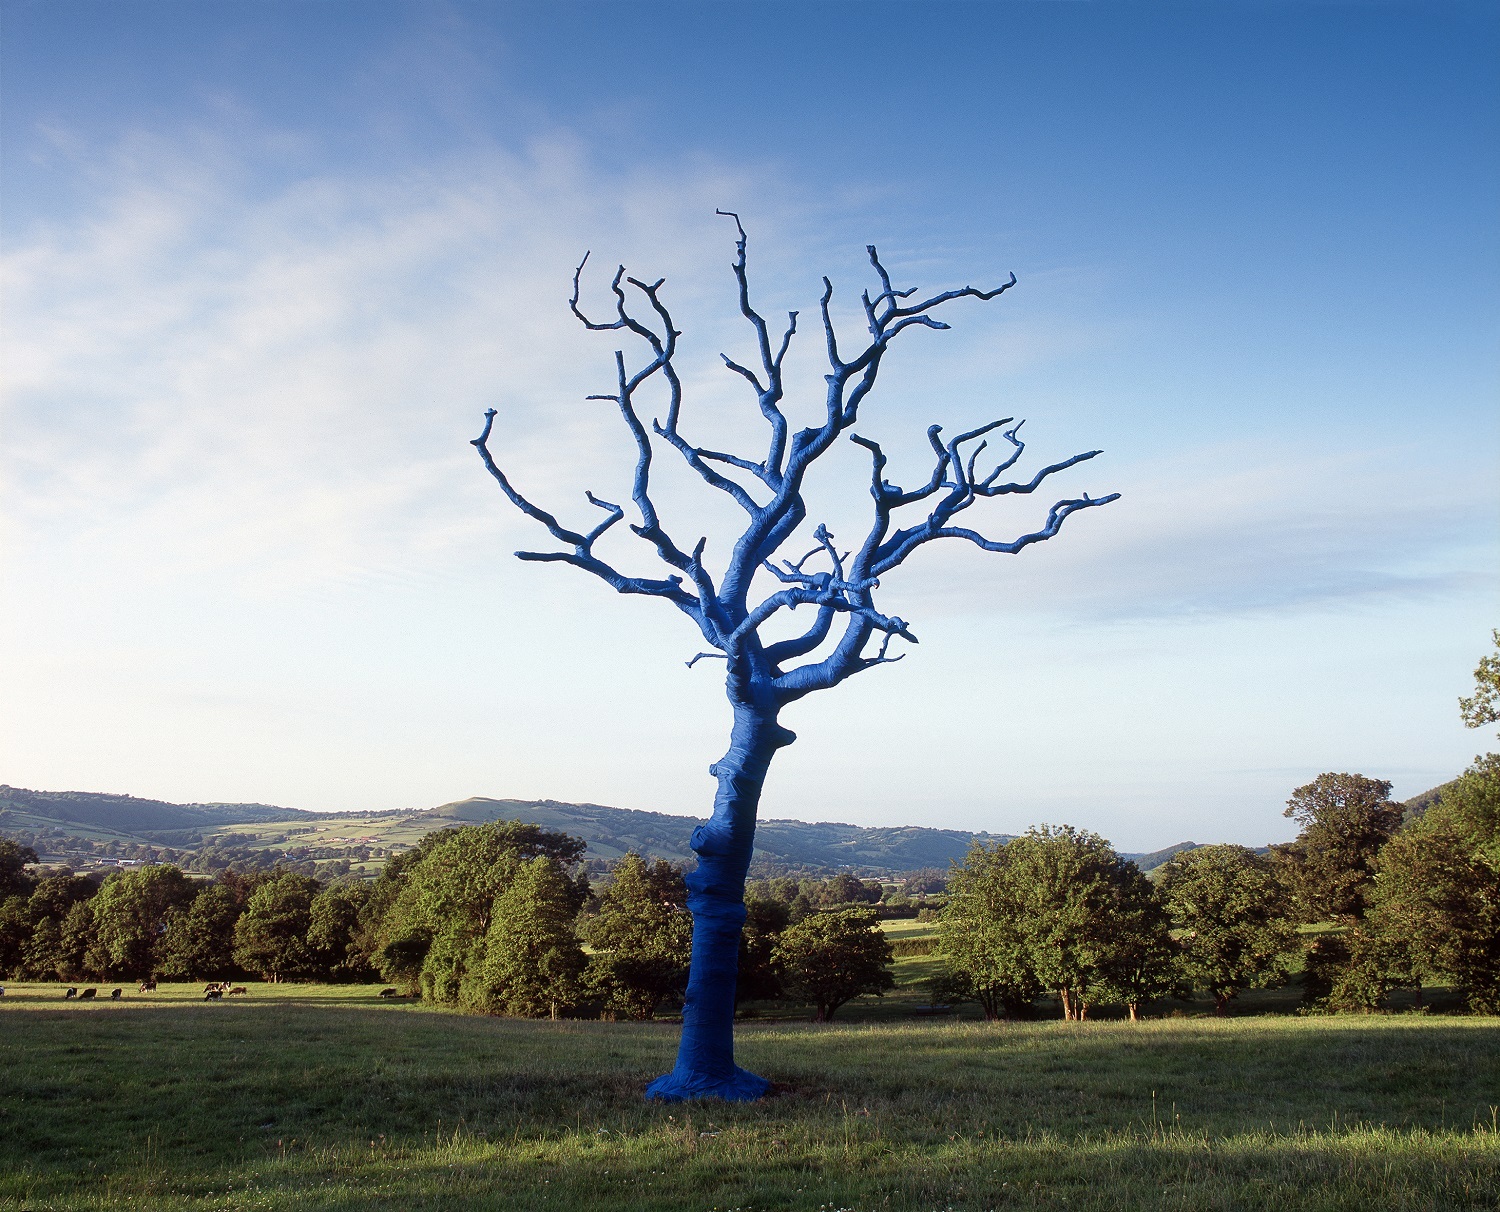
[1096,863,1181,1021]
[583,853,693,1020]
[366,822,587,1002]
[939,840,1042,1020]
[19,916,64,980]
[27,873,97,924]
[942,829,1176,1021]
[0,895,32,977]
[1275,773,1403,923]
[89,865,198,979]
[773,907,894,1021]
[1459,628,1500,735]
[307,882,375,981]
[1368,755,1500,1012]
[157,882,245,980]
[736,897,789,1005]
[59,900,101,980]
[232,872,321,981]
[0,840,38,900]
[1160,845,1296,1015]
[461,856,587,1018]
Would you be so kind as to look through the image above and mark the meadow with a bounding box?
[1,977,1496,1212]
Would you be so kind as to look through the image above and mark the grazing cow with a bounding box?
[204,989,223,1001]
[110,988,122,1000]
[0,986,6,997]
[79,988,96,1000]
[379,988,399,998]
[64,987,77,999]
[227,986,247,996]
[138,978,157,993]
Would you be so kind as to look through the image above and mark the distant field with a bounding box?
[1,981,1495,1211]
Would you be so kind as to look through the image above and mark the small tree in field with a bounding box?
[1274,773,1403,924]
[773,907,894,1021]
[1160,845,1295,1014]
[584,852,694,1020]
[475,215,1117,1098]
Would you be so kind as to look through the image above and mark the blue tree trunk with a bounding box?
[645,701,793,1101]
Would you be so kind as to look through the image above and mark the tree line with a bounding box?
[1,755,1494,1019]
[0,825,897,1021]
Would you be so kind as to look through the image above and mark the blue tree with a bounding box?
[473,214,1118,1100]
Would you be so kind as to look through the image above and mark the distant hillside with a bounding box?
[1,783,1199,878]
[420,797,1014,873]
[0,785,316,835]
[1130,841,1202,874]
[1403,780,1457,818]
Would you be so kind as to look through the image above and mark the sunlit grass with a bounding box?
[1,983,1496,1210]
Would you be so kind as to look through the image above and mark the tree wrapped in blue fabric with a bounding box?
[473,214,1119,1100]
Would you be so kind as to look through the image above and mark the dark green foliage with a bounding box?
[1459,628,1500,735]
[10,873,99,980]
[1095,863,1182,1020]
[1369,754,1500,1013]
[157,882,245,980]
[1301,929,1389,1013]
[1275,772,1403,923]
[88,865,198,979]
[940,828,1177,1021]
[1160,844,1296,1014]
[938,841,1043,1020]
[58,901,99,980]
[0,896,30,977]
[462,857,587,1017]
[233,872,322,981]
[736,897,789,1004]
[367,821,587,1005]
[773,907,894,1021]
[0,839,38,900]
[583,853,692,1020]
[307,882,376,980]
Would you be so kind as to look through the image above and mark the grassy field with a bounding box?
[1,981,1497,1212]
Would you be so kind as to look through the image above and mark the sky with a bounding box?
[2,0,1496,851]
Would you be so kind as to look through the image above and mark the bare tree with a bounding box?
[473,213,1119,1100]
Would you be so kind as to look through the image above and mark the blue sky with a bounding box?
[3,1,1496,849]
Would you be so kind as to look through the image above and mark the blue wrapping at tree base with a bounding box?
[473,213,1117,1101]
[645,705,791,1102]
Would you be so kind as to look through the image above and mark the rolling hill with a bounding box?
[0,783,1252,877]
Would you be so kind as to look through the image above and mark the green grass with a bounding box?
[1,982,1497,1211]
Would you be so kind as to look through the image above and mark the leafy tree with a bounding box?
[736,897,789,1005]
[1300,928,1390,1013]
[1459,628,1500,735]
[232,872,321,981]
[59,900,101,980]
[307,882,376,980]
[0,895,31,978]
[19,914,64,980]
[773,907,894,1021]
[368,822,587,1001]
[157,882,245,980]
[1368,755,1500,1012]
[584,853,693,1020]
[89,865,198,979]
[27,873,97,923]
[0,840,38,900]
[1159,845,1295,1015]
[817,873,883,906]
[942,828,1175,1021]
[1096,864,1181,1021]
[462,856,587,1018]
[939,840,1043,1020]
[1275,773,1402,923]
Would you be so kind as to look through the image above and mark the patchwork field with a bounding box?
[1,981,1496,1211]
